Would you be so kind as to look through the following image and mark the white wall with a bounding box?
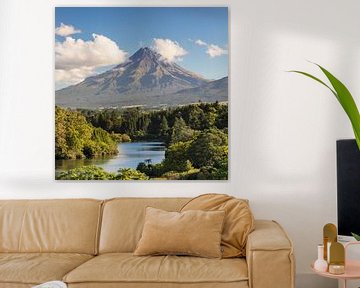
[1,0,360,287]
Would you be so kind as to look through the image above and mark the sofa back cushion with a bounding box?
[133,207,225,258]
[99,198,189,253]
[181,194,254,258]
[0,199,102,254]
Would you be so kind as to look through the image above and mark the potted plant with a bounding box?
[290,63,360,150]
[290,64,360,240]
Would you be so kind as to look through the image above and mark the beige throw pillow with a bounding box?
[181,194,255,258]
[134,207,225,258]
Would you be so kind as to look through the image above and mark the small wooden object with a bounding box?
[323,223,337,261]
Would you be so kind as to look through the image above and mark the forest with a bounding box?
[56,102,228,180]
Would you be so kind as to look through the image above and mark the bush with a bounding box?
[188,128,228,168]
[161,169,200,180]
[162,142,193,172]
[170,117,195,144]
[56,165,116,180]
[121,134,131,142]
[57,166,150,180]
[116,168,149,180]
[136,162,164,177]
[111,132,131,143]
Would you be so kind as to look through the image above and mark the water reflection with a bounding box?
[55,142,165,173]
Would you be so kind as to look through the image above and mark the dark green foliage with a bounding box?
[56,165,116,180]
[136,162,149,174]
[159,116,169,137]
[215,104,228,129]
[137,162,164,178]
[188,128,228,168]
[170,117,195,144]
[79,102,228,140]
[55,107,118,160]
[137,128,228,180]
[56,165,148,180]
[162,142,193,172]
[188,105,205,130]
[116,168,149,180]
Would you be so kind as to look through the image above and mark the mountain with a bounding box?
[174,76,228,103]
[56,47,228,109]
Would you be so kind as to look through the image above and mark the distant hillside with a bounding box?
[174,76,228,103]
[56,47,228,109]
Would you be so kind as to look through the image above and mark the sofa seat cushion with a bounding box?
[64,253,248,285]
[0,284,33,288]
[67,283,249,288]
[0,253,93,285]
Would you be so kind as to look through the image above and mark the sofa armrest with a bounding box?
[246,220,295,288]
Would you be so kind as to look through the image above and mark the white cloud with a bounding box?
[55,23,81,37]
[55,34,127,70]
[55,34,128,88]
[55,67,95,90]
[195,39,207,46]
[193,39,228,58]
[152,38,187,62]
[206,44,228,58]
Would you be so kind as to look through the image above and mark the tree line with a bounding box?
[79,101,228,142]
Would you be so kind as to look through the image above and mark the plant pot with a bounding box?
[337,139,360,238]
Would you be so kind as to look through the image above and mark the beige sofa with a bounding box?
[0,198,295,288]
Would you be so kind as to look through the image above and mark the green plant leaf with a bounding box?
[288,70,337,98]
[351,232,360,241]
[289,64,360,150]
[316,64,360,148]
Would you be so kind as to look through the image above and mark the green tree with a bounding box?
[195,158,228,180]
[203,107,217,129]
[137,162,165,178]
[159,116,169,137]
[215,105,228,129]
[170,117,195,144]
[188,105,204,130]
[162,142,193,172]
[188,128,228,168]
[55,107,93,159]
[82,128,118,158]
[55,107,118,160]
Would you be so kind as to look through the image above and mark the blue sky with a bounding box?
[55,7,228,88]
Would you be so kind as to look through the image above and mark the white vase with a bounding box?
[314,244,328,272]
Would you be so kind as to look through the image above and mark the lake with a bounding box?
[55,141,165,173]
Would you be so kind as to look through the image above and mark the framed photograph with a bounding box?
[55,7,228,180]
